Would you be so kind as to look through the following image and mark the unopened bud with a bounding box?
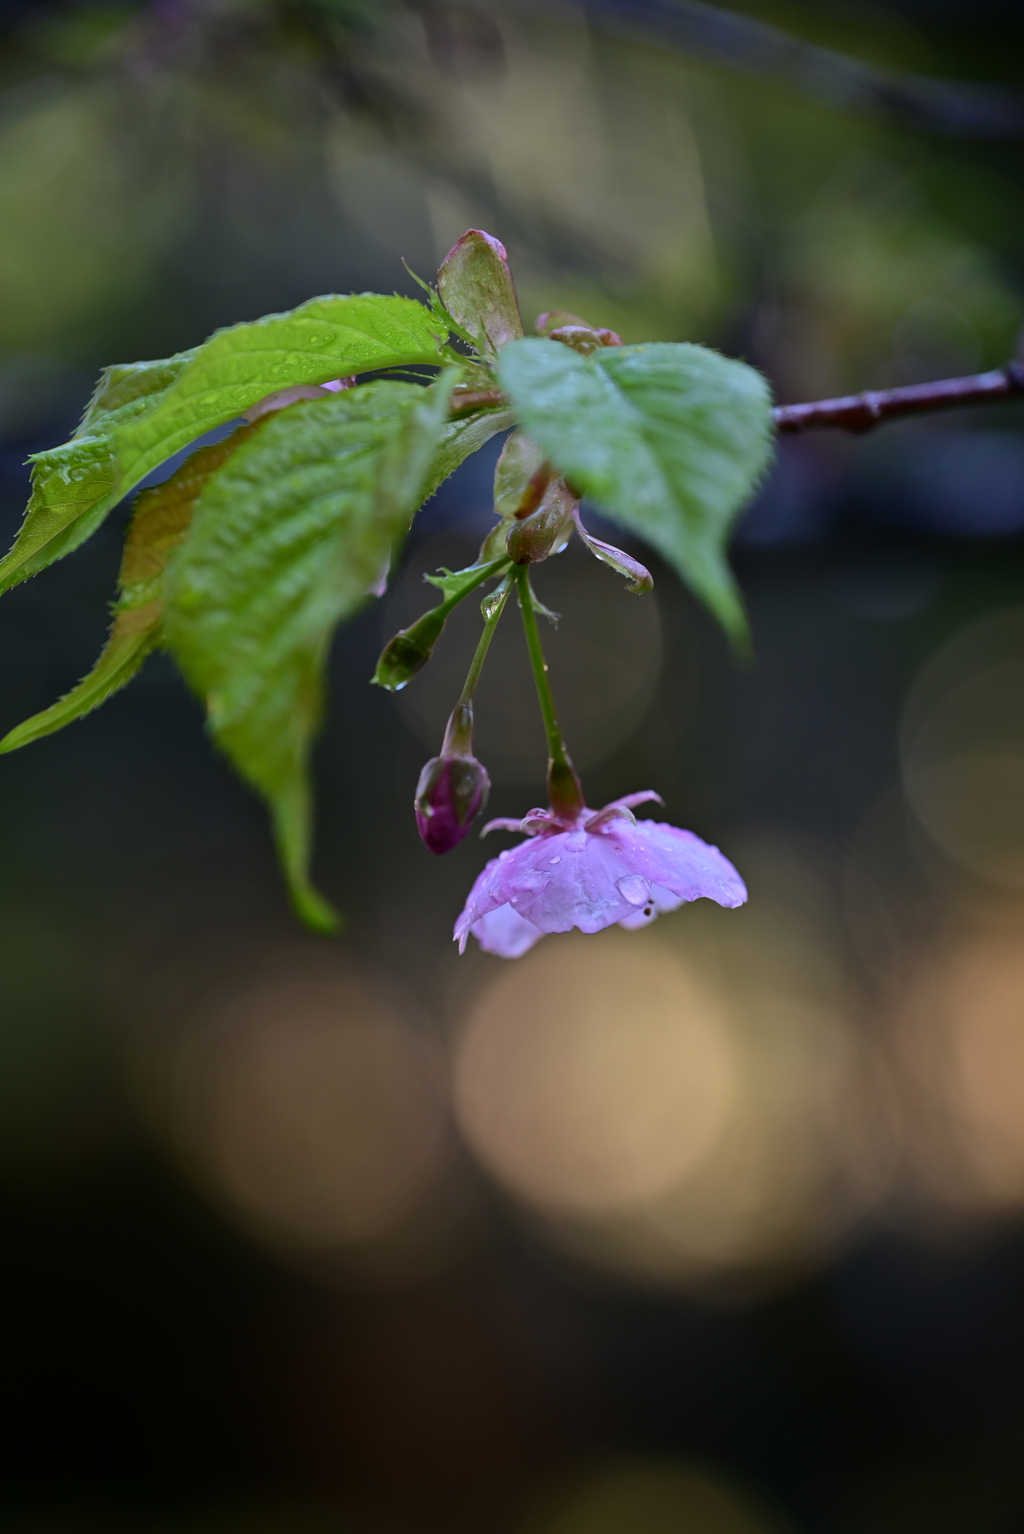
[373,607,446,691]
[547,324,622,356]
[437,230,525,355]
[506,479,576,565]
[415,753,491,854]
[535,311,622,350]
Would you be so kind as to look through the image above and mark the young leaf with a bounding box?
[419,404,516,504]
[498,339,775,643]
[115,293,451,497]
[0,350,197,598]
[0,423,262,754]
[163,375,456,932]
[436,231,525,356]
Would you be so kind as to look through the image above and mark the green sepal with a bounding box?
[164,374,457,932]
[0,422,264,753]
[422,556,510,602]
[498,338,775,647]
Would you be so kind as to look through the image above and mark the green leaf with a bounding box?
[0,350,196,597]
[498,339,775,643]
[419,404,515,505]
[115,293,451,498]
[0,422,262,754]
[164,375,456,933]
[76,352,200,439]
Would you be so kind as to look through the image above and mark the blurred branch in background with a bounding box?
[2,0,1023,394]
[500,0,1024,136]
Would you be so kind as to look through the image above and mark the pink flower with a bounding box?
[454,792,746,958]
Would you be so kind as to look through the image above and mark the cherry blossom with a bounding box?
[455,792,746,957]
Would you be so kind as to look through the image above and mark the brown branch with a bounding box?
[449,364,1024,435]
[773,362,1024,434]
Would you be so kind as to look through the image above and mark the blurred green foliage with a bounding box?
[0,0,1021,419]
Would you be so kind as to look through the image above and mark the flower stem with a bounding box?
[515,567,584,819]
[442,576,512,755]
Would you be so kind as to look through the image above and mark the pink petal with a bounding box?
[470,903,543,958]
[454,848,521,951]
[606,820,747,908]
[618,883,685,930]
[453,804,746,955]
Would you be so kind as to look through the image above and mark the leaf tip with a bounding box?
[290,881,343,935]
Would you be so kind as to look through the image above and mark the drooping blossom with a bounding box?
[454,793,746,958]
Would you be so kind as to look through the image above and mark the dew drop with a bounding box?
[510,870,550,895]
[616,873,651,907]
[548,856,561,865]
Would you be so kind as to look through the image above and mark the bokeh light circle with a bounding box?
[901,608,1024,887]
[453,934,736,1214]
[896,920,1024,1213]
[170,968,451,1250]
[521,1457,780,1534]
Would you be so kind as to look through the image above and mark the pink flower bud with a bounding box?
[415,754,491,855]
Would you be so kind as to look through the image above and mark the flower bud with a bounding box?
[437,230,525,355]
[415,753,491,854]
[547,324,622,356]
[373,607,447,691]
[505,479,576,565]
[535,310,622,350]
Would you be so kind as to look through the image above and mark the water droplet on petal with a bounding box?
[510,870,550,895]
[549,856,561,865]
[616,873,651,907]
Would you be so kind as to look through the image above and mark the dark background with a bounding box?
[3,2,1024,1530]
